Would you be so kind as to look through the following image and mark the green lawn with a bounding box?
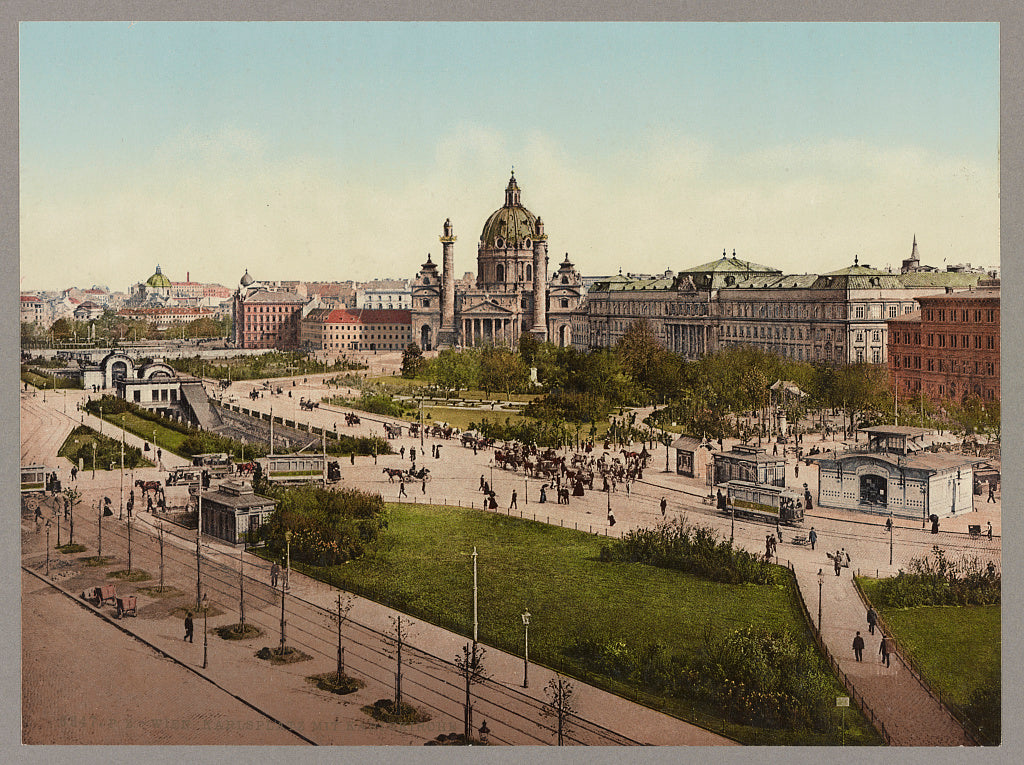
[105,411,188,454]
[858,578,1000,742]
[284,503,879,745]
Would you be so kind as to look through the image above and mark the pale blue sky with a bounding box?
[19,22,999,290]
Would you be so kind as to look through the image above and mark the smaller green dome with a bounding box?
[146,265,172,288]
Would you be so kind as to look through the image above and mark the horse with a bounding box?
[382,468,406,482]
[135,479,161,494]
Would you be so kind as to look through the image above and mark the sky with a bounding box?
[19,22,1000,292]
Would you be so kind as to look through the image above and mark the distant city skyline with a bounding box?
[20,22,999,292]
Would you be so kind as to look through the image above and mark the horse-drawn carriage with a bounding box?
[344,412,361,426]
[299,398,320,411]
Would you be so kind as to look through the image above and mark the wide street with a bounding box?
[21,362,1000,746]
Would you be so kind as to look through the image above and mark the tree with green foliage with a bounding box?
[478,346,528,401]
[518,332,541,366]
[429,348,478,398]
[401,342,425,378]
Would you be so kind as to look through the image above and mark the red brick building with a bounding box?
[888,287,999,403]
[301,308,411,352]
[231,273,307,350]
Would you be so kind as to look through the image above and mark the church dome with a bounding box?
[240,270,254,287]
[480,172,539,249]
[146,265,172,289]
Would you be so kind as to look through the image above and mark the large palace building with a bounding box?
[410,172,584,350]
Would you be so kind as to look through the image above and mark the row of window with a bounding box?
[899,378,997,400]
[892,355,996,375]
[132,388,178,403]
[924,334,997,350]
[924,307,997,323]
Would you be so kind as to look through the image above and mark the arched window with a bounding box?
[526,264,533,280]
[496,264,505,282]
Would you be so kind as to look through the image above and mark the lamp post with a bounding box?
[472,547,478,645]
[817,568,824,633]
[45,521,51,575]
[98,405,102,434]
[284,530,292,590]
[889,512,894,566]
[201,593,209,669]
[521,609,531,688]
[92,441,97,479]
[196,477,203,609]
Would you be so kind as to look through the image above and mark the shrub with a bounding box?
[607,517,778,585]
[873,546,1000,607]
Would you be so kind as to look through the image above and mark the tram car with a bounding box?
[721,480,805,525]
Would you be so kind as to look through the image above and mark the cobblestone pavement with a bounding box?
[23,377,999,746]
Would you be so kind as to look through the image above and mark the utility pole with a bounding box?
[196,477,203,609]
[239,547,245,627]
[97,499,102,557]
[472,547,478,645]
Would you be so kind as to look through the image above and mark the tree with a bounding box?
[541,674,577,745]
[616,319,670,401]
[62,487,82,545]
[429,348,478,398]
[401,342,425,378]
[478,346,528,402]
[827,363,890,437]
[518,332,541,365]
[455,642,489,740]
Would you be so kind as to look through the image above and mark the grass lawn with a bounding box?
[104,411,188,454]
[284,502,879,745]
[58,426,154,470]
[859,578,1000,719]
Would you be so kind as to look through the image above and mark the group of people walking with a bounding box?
[852,606,891,667]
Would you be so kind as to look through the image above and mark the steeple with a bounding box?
[505,170,521,207]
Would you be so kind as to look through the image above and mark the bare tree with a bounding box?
[541,674,577,746]
[382,615,415,710]
[333,592,354,680]
[454,642,489,740]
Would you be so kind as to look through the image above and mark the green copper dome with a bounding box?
[146,265,172,289]
[480,172,539,249]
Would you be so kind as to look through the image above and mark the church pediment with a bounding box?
[460,299,517,316]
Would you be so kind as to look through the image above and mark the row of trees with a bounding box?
[22,312,231,347]
[404,319,998,442]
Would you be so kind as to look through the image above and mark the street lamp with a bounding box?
[45,521,51,575]
[889,511,894,566]
[284,530,293,590]
[817,568,824,633]
[521,609,531,688]
[201,592,209,669]
[92,441,97,479]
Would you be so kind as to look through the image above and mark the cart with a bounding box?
[115,595,137,618]
[94,584,117,607]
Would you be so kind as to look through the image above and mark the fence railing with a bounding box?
[850,577,985,745]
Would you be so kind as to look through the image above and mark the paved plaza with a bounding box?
[21,367,1000,746]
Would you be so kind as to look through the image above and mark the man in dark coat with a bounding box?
[184,611,194,643]
[879,634,891,667]
[866,606,877,635]
[852,631,865,661]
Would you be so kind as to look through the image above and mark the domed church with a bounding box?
[411,172,583,350]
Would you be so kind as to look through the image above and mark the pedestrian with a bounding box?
[510,490,517,510]
[987,521,993,540]
[808,527,817,550]
[157,448,162,464]
[421,478,426,494]
[766,535,774,560]
[776,519,783,543]
[834,551,841,576]
[660,497,667,517]
[400,446,406,460]
[608,512,615,527]
[885,516,893,533]
[480,474,486,491]
[987,484,995,503]
[843,548,851,568]
[879,634,891,667]
[410,448,416,462]
[866,606,877,635]
[853,631,865,661]
[184,611,194,643]
[539,485,547,503]
[351,453,355,465]
[473,443,477,455]
[773,443,778,456]
[270,562,280,588]
[398,480,407,498]
[71,466,77,481]
[794,463,799,479]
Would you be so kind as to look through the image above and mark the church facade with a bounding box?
[410,173,583,350]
